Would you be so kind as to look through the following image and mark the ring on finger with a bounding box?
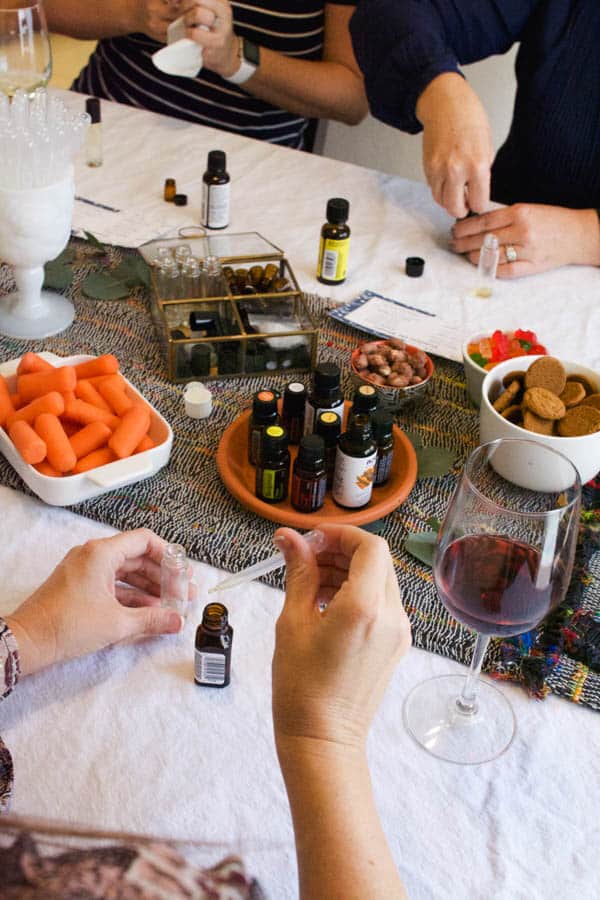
[505,244,518,263]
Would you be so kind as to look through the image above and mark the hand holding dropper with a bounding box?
[209,530,325,593]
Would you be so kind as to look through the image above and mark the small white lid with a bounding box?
[184,382,213,418]
[152,38,203,78]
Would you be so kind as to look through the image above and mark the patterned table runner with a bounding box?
[1,243,598,709]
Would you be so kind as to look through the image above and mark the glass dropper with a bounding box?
[209,530,325,593]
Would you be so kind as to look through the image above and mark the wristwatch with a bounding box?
[225,37,260,85]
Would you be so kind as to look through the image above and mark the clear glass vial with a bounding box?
[160,543,189,619]
[474,233,500,298]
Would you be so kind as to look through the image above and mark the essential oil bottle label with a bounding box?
[332,447,377,507]
[257,467,287,501]
[195,649,226,685]
[202,182,230,229]
[304,399,345,435]
[318,236,350,283]
[291,472,326,512]
[375,449,393,485]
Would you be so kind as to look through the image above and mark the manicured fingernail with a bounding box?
[273,534,289,552]
[167,612,185,632]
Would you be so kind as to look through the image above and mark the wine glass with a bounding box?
[403,438,581,765]
[0,1,52,97]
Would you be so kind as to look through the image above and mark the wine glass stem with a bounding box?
[456,633,490,715]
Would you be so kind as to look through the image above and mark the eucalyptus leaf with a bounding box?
[43,260,73,291]
[112,255,151,288]
[81,271,130,300]
[51,246,75,265]
[404,429,423,449]
[416,446,455,479]
[426,516,442,532]
[404,530,438,566]
[83,230,106,250]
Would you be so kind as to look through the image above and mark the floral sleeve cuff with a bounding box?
[1,617,20,813]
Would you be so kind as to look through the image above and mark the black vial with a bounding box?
[372,409,395,486]
[201,149,230,230]
[291,434,327,513]
[281,381,307,444]
[194,603,233,688]
[315,409,341,488]
[248,389,279,466]
[332,413,377,509]
[317,198,351,285]
[304,362,345,435]
[351,384,378,420]
[255,424,290,504]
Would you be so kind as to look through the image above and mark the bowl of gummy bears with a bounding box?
[462,328,548,407]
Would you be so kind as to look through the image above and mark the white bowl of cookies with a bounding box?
[480,355,600,487]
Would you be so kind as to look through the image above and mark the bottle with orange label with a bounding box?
[317,198,351,285]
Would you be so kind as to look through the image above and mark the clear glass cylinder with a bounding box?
[160,543,189,619]
[474,233,499,297]
[201,254,224,297]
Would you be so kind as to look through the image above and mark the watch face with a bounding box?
[243,38,260,67]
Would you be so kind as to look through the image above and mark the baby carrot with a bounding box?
[6,391,65,428]
[18,366,76,403]
[69,422,112,460]
[75,379,112,412]
[72,447,117,474]
[62,391,76,405]
[8,420,47,465]
[97,376,133,416]
[17,352,53,375]
[10,393,23,410]
[34,413,77,473]
[63,398,120,430]
[74,354,119,380]
[34,460,61,478]
[135,434,156,453]
[108,404,151,459]
[61,420,80,437]
[0,376,14,427]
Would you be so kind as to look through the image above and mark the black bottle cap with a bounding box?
[405,256,425,277]
[189,312,218,335]
[283,381,307,414]
[313,362,341,392]
[315,410,341,442]
[252,389,279,421]
[202,602,228,631]
[174,193,188,206]
[297,434,325,466]
[326,197,349,224]
[85,96,101,123]
[352,384,378,414]
[372,409,394,441]
[207,150,226,173]
[347,413,372,440]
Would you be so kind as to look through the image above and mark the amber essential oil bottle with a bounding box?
[281,381,307,444]
[248,389,279,466]
[291,434,327,513]
[304,362,345,435]
[351,384,378,421]
[332,413,377,509]
[194,602,233,688]
[372,409,395,486]
[201,150,230,229]
[315,409,341,488]
[317,198,350,285]
[255,425,290,503]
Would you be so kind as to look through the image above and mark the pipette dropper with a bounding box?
[209,530,325,593]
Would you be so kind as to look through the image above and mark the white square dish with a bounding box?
[0,352,173,506]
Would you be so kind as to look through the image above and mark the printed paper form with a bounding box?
[330,290,462,361]
[72,197,197,248]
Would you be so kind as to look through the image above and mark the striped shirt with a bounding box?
[72,0,356,149]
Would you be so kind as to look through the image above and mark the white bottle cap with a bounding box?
[184,382,213,418]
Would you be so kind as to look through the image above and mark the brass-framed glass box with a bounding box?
[142,232,318,383]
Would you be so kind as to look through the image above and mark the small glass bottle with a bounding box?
[372,409,395,486]
[474,233,500,298]
[315,409,341,488]
[156,256,179,299]
[291,434,327,513]
[255,424,290,504]
[174,244,192,266]
[85,97,102,167]
[202,254,225,297]
[351,384,378,421]
[248,389,279,465]
[194,602,233,688]
[317,198,350,285]
[332,413,377,509]
[160,543,189,620]
[281,381,306,444]
[304,362,345,435]
[201,150,230,230]
[181,257,201,298]
[164,178,177,202]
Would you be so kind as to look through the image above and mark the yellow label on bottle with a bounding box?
[317,236,350,282]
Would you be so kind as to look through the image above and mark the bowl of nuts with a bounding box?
[351,338,434,408]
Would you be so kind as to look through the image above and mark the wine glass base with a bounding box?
[403,674,516,765]
[0,290,74,339]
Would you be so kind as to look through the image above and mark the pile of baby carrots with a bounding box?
[0,353,157,477]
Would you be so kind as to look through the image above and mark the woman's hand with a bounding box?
[131,0,184,43]
[184,0,239,78]
[451,204,600,276]
[272,525,411,753]
[417,72,494,218]
[5,529,192,677]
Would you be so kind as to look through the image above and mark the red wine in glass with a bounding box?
[436,534,569,637]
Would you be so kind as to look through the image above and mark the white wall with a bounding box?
[320,48,518,181]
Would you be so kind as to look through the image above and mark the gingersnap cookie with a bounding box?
[557,406,600,437]
[522,409,555,435]
[524,356,566,395]
[492,379,522,413]
[500,404,522,424]
[523,386,566,420]
[580,393,600,411]
[502,370,526,389]
[566,374,596,396]
[559,381,586,408]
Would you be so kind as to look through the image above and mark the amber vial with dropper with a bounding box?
[315,410,341,488]
[317,198,351,285]
[248,389,279,466]
[194,602,233,688]
[291,434,327,513]
[255,424,290,503]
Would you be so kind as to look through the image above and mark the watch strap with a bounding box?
[224,37,259,85]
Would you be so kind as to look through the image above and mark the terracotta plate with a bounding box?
[216,402,418,529]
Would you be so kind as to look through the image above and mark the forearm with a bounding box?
[45,0,135,39]
[570,209,600,267]
[277,737,406,900]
